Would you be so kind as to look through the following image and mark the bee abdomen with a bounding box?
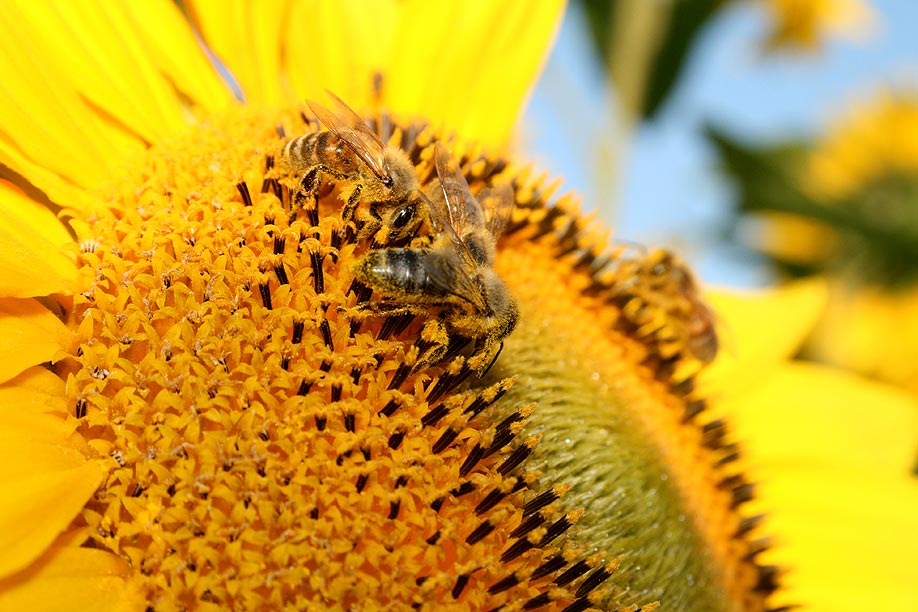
[356,249,440,296]
[282,133,319,165]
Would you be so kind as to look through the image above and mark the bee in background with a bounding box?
[610,248,719,365]
[354,142,519,373]
[279,91,425,244]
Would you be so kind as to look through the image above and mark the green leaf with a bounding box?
[578,0,727,120]
[707,124,918,288]
[641,0,726,119]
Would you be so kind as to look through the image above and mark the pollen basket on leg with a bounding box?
[60,106,608,610]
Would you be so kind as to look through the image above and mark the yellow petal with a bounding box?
[701,278,828,402]
[9,0,191,145]
[0,544,140,612]
[724,361,918,611]
[388,0,565,148]
[0,367,67,416]
[0,298,71,385]
[0,5,144,193]
[0,409,105,578]
[755,468,918,611]
[123,1,236,115]
[283,0,399,107]
[727,362,918,474]
[191,0,291,106]
[279,0,564,148]
[0,183,77,299]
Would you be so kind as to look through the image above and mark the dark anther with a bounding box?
[314,416,326,431]
[451,574,470,599]
[682,399,706,422]
[388,501,401,520]
[554,560,590,586]
[450,482,475,498]
[355,474,368,493]
[463,385,509,418]
[426,366,474,405]
[310,250,325,294]
[487,574,520,595]
[430,497,444,512]
[378,398,400,417]
[540,514,574,547]
[574,565,615,598]
[474,489,507,516]
[459,444,485,477]
[425,531,441,545]
[309,508,319,519]
[74,397,87,419]
[320,319,334,350]
[522,489,561,517]
[291,320,304,344]
[522,593,551,610]
[274,263,289,285]
[273,235,286,255]
[510,514,545,539]
[332,385,343,404]
[387,431,405,450]
[530,554,566,581]
[465,520,496,545]
[296,380,311,396]
[387,363,412,390]
[343,411,354,431]
[559,599,593,612]
[496,443,533,476]
[258,282,272,310]
[236,181,253,206]
[432,428,459,454]
[280,355,290,371]
[420,403,449,428]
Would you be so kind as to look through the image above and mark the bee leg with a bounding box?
[469,338,504,376]
[341,184,364,243]
[413,320,450,369]
[292,168,321,227]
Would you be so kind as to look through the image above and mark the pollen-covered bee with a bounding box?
[611,248,719,365]
[354,142,519,372]
[279,92,424,244]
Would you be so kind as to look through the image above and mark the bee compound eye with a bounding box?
[392,204,415,229]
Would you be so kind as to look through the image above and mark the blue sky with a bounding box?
[522,0,918,287]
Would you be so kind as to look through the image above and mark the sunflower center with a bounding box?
[60,105,621,610]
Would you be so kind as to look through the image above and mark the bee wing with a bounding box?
[306,93,389,181]
[434,142,485,237]
[421,180,469,257]
[478,183,515,241]
[424,248,488,312]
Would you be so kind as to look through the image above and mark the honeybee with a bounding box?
[280,91,425,244]
[611,248,718,365]
[354,142,519,372]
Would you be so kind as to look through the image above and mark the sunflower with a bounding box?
[0,2,914,612]
[754,0,876,50]
[739,90,918,397]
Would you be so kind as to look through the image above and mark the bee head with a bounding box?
[380,149,420,197]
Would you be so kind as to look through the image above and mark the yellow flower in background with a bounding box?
[755,0,877,50]
[0,2,915,612]
[749,91,918,394]
[806,91,918,198]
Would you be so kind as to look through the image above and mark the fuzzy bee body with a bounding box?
[279,92,424,245]
[355,142,518,372]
